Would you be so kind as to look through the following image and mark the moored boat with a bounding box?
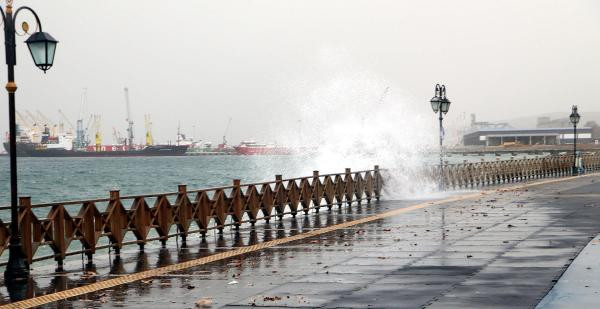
[233,140,294,155]
[3,142,188,157]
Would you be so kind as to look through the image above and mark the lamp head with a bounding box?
[570,105,580,125]
[25,31,58,73]
[430,96,441,113]
[440,97,451,114]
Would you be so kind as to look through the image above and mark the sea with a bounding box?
[0,155,315,208]
[0,152,547,208]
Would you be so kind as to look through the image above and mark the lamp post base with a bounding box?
[4,241,29,282]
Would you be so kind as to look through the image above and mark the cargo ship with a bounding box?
[234,140,294,155]
[3,142,188,157]
[3,128,188,157]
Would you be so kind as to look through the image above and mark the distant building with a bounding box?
[468,114,511,131]
[537,117,571,128]
[585,121,600,140]
[463,127,593,146]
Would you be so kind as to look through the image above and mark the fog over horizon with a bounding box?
[0,0,599,145]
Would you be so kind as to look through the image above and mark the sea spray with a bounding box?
[257,70,442,199]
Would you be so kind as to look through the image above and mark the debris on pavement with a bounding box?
[195,297,213,308]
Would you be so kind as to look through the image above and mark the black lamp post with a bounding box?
[1,0,57,282]
[430,84,450,190]
[569,105,580,176]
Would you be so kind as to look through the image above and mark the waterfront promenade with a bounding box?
[2,172,600,308]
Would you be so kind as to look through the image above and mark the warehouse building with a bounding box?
[463,127,593,146]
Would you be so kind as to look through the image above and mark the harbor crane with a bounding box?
[25,110,40,126]
[112,127,125,145]
[221,117,232,148]
[92,114,102,151]
[144,114,153,146]
[37,110,59,136]
[25,110,44,135]
[378,86,390,105]
[361,86,390,124]
[15,111,31,128]
[36,110,54,127]
[124,87,134,149]
[58,109,75,133]
[83,114,94,146]
[75,88,87,149]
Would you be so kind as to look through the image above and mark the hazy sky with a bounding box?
[0,0,599,144]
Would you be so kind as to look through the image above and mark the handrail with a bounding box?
[0,166,383,270]
[428,153,600,189]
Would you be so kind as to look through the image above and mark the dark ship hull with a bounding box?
[3,143,188,157]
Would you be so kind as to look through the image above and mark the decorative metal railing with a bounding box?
[431,153,600,189]
[0,167,383,269]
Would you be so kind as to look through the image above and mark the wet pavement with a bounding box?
[3,175,600,308]
[536,219,600,308]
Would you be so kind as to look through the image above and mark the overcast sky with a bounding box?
[1,0,599,144]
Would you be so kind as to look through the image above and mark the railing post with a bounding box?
[177,184,188,247]
[468,163,474,188]
[313,170,322,210]
[109,190,121,257]
[345,168,353,206]
[374,165,381,201]
[275,175,284,219]
[19,196,32,266]
[506,157,512,182]
[110,190,120,200]
[444,161,452,189]
[495,158,500,184]
[232,179,242,228]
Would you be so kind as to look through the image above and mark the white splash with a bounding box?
[274,68,440,198]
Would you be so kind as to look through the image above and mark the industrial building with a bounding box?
[463,127,593,146]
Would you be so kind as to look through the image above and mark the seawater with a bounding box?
[0,155,316,208]
[0,152,544,208]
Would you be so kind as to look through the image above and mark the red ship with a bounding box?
[233,140,294,155]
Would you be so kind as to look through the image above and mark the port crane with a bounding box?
[74,88,88,149]
[36,110,54,127]
[15,111,31,128]
[144,114,153,146]
[58,109,75,133]
[124,87,134,149]
[92,114,102,151]
[112,127,125,145]
[378,86,390,105]
[25,110,40,126]
[361,86,390,124]
[36,110,60,136]
[81,114,94,147]
[220,117,232,148]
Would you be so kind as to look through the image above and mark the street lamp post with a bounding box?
[430,84,451,190]
[1,0,57,282]
[569,105,580,176]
